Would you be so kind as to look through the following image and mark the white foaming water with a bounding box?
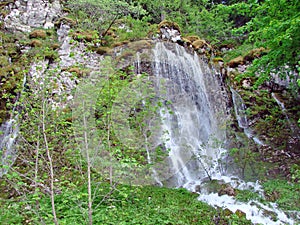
[144,42,297,225]
[198,193,294,225]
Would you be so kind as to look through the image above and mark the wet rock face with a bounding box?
[4,0,62,32]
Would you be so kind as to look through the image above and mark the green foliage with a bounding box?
[229,141,264,181]
[263,179,300,211]
[233,0,300,86]
[235,189,261,202]
[223,43,254,63]
[93,60,169,180]
[66,0,146,40]
[0,182,251,224]
[291,164,300,182]
[115,16,151,41]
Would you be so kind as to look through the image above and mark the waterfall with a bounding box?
[0,116,19,177]
[0,74,26,177]
[150,42,227,187]
[144,42,295,225]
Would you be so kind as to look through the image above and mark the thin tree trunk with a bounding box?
[83,101,93,225]
[42,100,58,225]
[34,126,46,225]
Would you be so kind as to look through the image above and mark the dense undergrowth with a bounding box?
[0,182,252,225]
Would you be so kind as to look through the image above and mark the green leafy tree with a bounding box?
[234,0,300,86]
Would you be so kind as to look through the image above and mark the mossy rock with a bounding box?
[111,40,129,48]
[51,43,60,50]
[71,30,95,42]
[29,30,46,39]
[223,208,233,216]
[181,37,192,46]
[192,39,207,50]
[158,20,181,32]
[127,40,151,51]
[29,39,42,47]
[212,57,224,63]
[185,35,200,43]
[227,56,244,68]
[244,47,267,62]
[62,7,71,13]
[235,209,246,218]
[218,184,236,196]
[68,67,81,76]
[96,47,110,55]
[116,50,134,61]
[55,17,77,27]
[0,0,15,8]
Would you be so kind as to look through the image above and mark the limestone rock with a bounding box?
[4,0,62,32]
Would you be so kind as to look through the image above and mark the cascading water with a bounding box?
[0,115,19,177]
[143,42,296,225]
[151,42,227,188]
[0,75,26,177]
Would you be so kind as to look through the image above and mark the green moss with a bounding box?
[223,43,254,63]
[212,57,224,64]
[111,40,130,48]
[0,55,9,67]
[263,179,300,211]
